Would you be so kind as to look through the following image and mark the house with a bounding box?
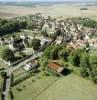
[47,62,64,73]
[24,60,38,71]
[42,22,50,33]
[40,36,53,46]
[85,34,90,41]
[55,36,62,45]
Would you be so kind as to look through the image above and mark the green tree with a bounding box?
[69,48,84,66]
[25,39,33,48]
[26,21,33,29]
[80,67,89,78]
[91,64,97,83]
[32,39,41,51]
[41,31,48,37]
[80,52,90,68]
[50,45,62,60]
[89,54,97,67]
[58,48,69,61]
[43,45,53,59]
[39,56,48,70]
[0,46,14,61]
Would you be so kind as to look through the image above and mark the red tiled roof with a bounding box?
[47,62,64,73]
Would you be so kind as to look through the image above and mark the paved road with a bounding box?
[2,52,43,100]
[2,70,12,100]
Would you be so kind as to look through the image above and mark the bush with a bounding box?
[80,68,89,78]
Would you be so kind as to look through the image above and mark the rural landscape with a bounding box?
[0,0,97,100]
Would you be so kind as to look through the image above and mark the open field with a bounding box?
[11,73,97,100]
[11,72,58,100]
[0,5,97,19]
[35,74,97,100]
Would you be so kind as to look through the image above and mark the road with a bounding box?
[2,52,43,100]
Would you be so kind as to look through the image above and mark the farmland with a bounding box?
[0,5,97,19]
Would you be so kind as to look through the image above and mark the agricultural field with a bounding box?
[0,5,97,19]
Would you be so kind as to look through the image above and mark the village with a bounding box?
[0,13,97,100]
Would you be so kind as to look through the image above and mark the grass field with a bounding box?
[35,74,97,100]
[11,73,97,100]
[11,72,58,100]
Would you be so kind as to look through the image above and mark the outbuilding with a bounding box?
[47,62,64,73]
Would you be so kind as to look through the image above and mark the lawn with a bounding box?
[35,74,97,100]
[11,72,58,100]
[10,73,97,100]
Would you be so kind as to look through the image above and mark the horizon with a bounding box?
[0,0,97,2]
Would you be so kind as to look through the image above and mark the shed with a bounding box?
[47,62,64,73]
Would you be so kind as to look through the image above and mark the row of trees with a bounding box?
[0,19,27,36]
[0,18,39,36]
[39,44,97,83]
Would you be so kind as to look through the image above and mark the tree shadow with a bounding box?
[61,68,71,76]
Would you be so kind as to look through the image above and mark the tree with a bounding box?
[0,46,14,61]
[25,39,33,48]
[26,21,33,29]
[69,48,84,66]
[91,64,97,83]
[39,56,48,70]
[89,54,97,67]
[41,31,48,37]
[80,67,89,78]
[43,45,53,59]
[50,45,62,60]
[80,52,90,68]
[49,34,57,40]
[58,47,69,61]
[32,39,41,51]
